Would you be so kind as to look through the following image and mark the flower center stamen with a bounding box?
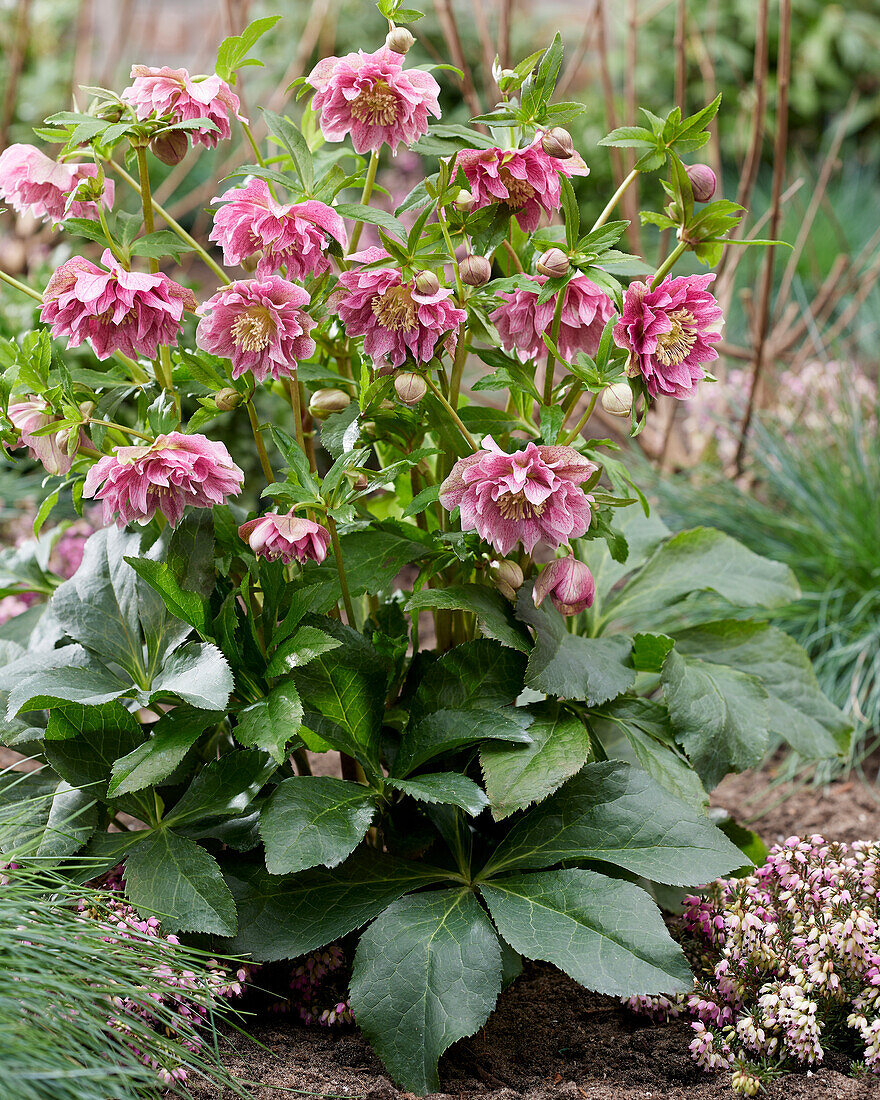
[351,79,400,126]
[654,308,698,366]
[372,285,417,331]
[500,167,536,209]
[231,306,276,352]
[496,489,546,520]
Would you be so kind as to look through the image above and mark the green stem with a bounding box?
[542,291,566,408]
[561,392,599,445]
[0,269,42,302]
[348,151,380,254]
[591,168,639,231]
[241,120,267,168]
[651,240,688,287]
[246,400,275,485]
[108,158,231,285]
[87,417,153,442]
[423,374,478,451]
[436,199,464,301]
[97,202,127,266]
[134,146,177,401]
[327,514,356,627]
[447,325,471,409]
[284,372,309,462]
[500,238,523,273]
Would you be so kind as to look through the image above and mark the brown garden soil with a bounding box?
[186,760,880,1100]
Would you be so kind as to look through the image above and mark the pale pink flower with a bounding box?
[238,512,330,565]
[307,46,440,154]
[121,66,245,148]
[7,396,79,475]
[439,438,596,555]
[40,249,196,361]
[613,273,724,400]
[0,144,114,226]
[196,277,316,383]
[533,556,596,616]
[209,180,347,279]
[455,138,588,232]
[333,266,465,367]
[491,274,615,362]
[83,432,244,527]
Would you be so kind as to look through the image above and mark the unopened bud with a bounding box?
[240,252,260,273]
[665,199,684,223]
[490,559,524,602]
[452,189,474,213]
[215,388,241,411]
[601,382,633,417]
[541,127,575,160]
[534,556,595,616]
[394,372,427,406]
[150,129,188,167]
[460,254,491,287]
[385,26,415,54]
[500,68,515,80]
[350,472,369,491]
[536,247,569,279]
[414,270,440,296]
[309,388,351,418]
[686,163,717,203]
[78,400,96,419]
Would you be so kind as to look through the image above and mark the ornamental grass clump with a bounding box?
[0,3,852,1094]
[629,836,880,1095]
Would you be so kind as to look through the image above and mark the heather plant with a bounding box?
[629,835,880,1095]
[0,5,852,1093]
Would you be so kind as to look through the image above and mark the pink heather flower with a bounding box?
[0,143,114,226]
[455,138,589,232]
[83,432,244,527]
[238,512,330,565]
[334,266,465,367]
[209,180,347,279]
[533,556,596,616]
[613,273,724,400]
[121,66,245,148]
[7,396,80,475]
[439,438,596,555]
[196,277,316,383]
[307,46,440,154]
[40,249,196,361]
[491,274,615,362]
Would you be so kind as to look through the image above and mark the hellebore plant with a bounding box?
[0,5,850,1094]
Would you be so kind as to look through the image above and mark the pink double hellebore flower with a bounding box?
[491,274,615,362]
[334,266,466,368]
[533,556,596,616]
[0,144,114,226]
[122,65,245,148]
[439,438,596,556]
[197,277,316,383]
[238,512,330,565]
[455,138,588,232]
[40,249,196,361]
[7,396,79,475]
[83,432,244,528]
[307,46,440,154]
[209,180,347,280]
[613,273,724,400]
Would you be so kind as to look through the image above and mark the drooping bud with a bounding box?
[452,189,474,213]
[533,556,595,616]
[394,372,427,406]
[541,127,575,160]
[150,129,188,167]
[309,388,351,419]
[385,26,416,54]
[601,382,633,417]
[351,472,369,491]
[414,270,440,296]
[460,254,492,287]
[490,559,524,602]
[536,247,569,279]
[685,163,717,203]
[215,388,242,411]
[240,252,261,274]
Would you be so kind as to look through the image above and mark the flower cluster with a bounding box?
[627,836,880,1093]
[122,65,245,148]
[0,144,114,226]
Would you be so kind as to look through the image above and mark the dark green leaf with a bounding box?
[234,680,303,763]
[109,707,222,796]
[388,773,489,816]
[393,707,534,777]
[405,586,531,653]
[164,748,275,827]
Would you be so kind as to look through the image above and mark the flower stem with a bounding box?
[561,391,599,445]
[241,120,267,168]
[86,417,154,442]
[348,151,380,254]
[0,268,42,303]
[423,374,477,451]
[436,199,464,301]
[246,400,275,485]
[448,325,471,409]
[590,167,639,231]
[542,290,567,408]
[651,240,688,287]
[500,238,523,273]
[327,514,356,627]
[284,371,310,462]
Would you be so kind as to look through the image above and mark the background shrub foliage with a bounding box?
[0,5,851,1093]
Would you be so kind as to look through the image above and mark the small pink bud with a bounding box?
[601,382,633,417]
[685,163,717,203]
[309,388,351,419]
[541,127,575,159]
[394,372,427,406]
[536,247,569,279]
[414,270,440,296]
[490,558,524,601]
[452,189,474,213]
[460,254,492,287]
[385,26,415,54]
[533,556,595,616]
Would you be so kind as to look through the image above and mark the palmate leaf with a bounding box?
[163,748,276,828]
[42,701,144,803]
[350,889,502,1095]
[234,680,303,762]
[392,707,533,778]
[480,869,692,997]
[108,707,223,797]
[413,639,527,713]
